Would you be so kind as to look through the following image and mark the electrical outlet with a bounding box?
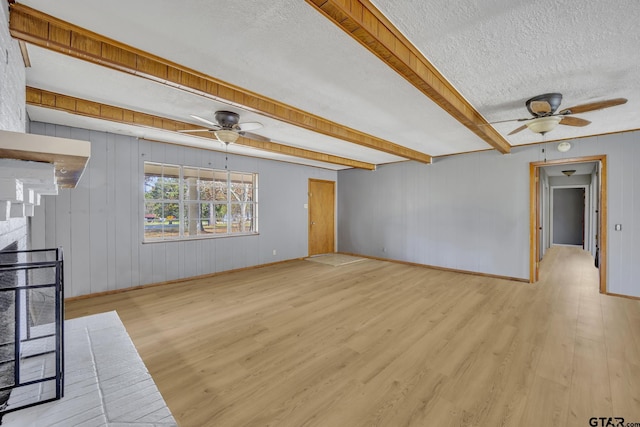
[272,249,276,255]
[615,224,622,231]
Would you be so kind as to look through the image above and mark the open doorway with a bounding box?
[551,186,586,247]
[529,155,607,292]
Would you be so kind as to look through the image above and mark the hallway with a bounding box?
[532,245,640,425]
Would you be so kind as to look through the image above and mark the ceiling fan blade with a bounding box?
[529,100,552,115]
[559,116,591,127]
[239,131,270,142]
[559,98,627,115]
[508,124,528,135]
[237,122,263,131]
[487,117,531,125]
[178,128,215,133]
[190,114,219,127]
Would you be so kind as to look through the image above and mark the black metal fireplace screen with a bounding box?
[0,248,64,417]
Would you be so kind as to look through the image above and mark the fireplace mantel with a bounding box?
[0,129,90,189]
[0,129,90,220]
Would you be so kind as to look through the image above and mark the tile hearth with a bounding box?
[2,311,176,426]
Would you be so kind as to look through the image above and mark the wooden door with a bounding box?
[308,179,335,256]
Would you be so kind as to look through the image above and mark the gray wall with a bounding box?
[31,123,336,297]
[338,131,640,298]
[553,188,584,245]
[339,148,530,279]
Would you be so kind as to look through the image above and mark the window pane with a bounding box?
[214,204,228,234]
[184,168,215,203]
[230,173,255,202]
[199,202,216,235]
[161,165,180,200]
[162,164,180,178]
[199,180,214,201]
[144,202,180,240]
[144,202,163,240]
[182,203,216,237]
[199,169,214,181]
[183,167,199,180]
[230,183,244,202]
[215,178,227,201]
[183,177,199,202]
[162,177,180,200]
[243,204,255,232]
[183,202,200,236]
[144,163,163,201]
[163,204,180,239]
[230,203,253,233]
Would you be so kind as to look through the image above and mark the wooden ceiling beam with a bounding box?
[10,3,431,165]
[26,87,376,170]
[305,0,511,154]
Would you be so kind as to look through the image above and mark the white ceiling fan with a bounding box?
[180,110,268,144]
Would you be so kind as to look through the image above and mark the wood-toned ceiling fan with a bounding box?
[498,93,628,135]
[180,110,269,144]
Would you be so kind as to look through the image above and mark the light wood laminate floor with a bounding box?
[66,246,640,426]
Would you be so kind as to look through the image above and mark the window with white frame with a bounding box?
[144,162,258,241]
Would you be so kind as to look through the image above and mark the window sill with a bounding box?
[143,232,259,244]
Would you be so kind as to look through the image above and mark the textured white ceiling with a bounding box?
[25,46,403,168]
[372,0,640,145]
[16,0,640,168]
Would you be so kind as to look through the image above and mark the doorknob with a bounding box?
[310,221,316,225]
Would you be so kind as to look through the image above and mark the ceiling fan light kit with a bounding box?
[214,129,239,144]
[525,116,562,135]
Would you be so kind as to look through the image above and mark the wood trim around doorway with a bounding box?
[529,155,607,293]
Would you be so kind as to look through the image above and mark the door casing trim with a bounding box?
[529,155,607,293]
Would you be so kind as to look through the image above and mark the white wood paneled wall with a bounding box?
[31,123,336,297]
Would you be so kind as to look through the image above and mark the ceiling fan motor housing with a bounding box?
[526,93,563,117]
[214,111,241,129]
